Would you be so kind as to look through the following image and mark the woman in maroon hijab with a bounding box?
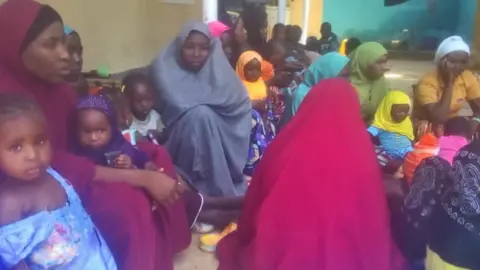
[0,0,201,269]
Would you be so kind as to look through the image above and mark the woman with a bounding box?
[0,1,201,269]
[349,42,390,124]
[413,36,480,138]
[208,21,235,64]
[404,142,480,269]
[286,52,349,121]
[151,22,251,197]
[216,78,405,270]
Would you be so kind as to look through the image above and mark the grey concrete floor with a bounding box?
[172,59,436,270]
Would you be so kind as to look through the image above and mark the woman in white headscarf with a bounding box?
[151,22,251,197]
[413,35,480,138]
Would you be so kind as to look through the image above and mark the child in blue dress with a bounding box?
[0,94,117,270]
[368,90,414,167]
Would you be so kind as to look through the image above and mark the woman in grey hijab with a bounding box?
[151,21,251,197]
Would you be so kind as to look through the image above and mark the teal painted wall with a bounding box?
[322,0,475,50]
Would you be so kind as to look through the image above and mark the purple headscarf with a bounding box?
[72,95,149,168]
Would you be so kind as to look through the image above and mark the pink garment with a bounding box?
[438,135,469,164]
[208,21,230,37]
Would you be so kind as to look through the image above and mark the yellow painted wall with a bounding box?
[288,0,322,38]
[39,0,202,72]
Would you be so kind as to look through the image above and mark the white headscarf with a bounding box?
[434,36,470,64]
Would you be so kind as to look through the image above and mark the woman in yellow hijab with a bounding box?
[367,90,414,160]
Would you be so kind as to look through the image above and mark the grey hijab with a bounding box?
[151,21,251,127]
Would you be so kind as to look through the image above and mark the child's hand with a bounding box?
[115,154,133,169]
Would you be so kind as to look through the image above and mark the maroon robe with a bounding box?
[0,0,192,269]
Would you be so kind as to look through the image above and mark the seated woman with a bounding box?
[235,50,275,178]
[368,90,414,168]
[151,22,251,197]
[413,36,480,138]
[403,141,480,269]
[0,2,202,269]
[216,78,406,270]
[349,42,390,125]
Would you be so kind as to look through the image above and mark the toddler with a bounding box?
[368,90,414,161]
[72,95,156,170]
[0,94,116,269]
[122,73,164,137]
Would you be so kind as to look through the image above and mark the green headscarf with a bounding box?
[349,42,389,123]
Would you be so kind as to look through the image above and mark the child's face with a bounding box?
[128,83,155,120]
[77,109,112,150]
[244,59,261,82]
[0,113,52,181]
[391,104,410,123]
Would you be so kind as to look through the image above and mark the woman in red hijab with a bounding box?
[0,0,202,269]
[216,78,406,270]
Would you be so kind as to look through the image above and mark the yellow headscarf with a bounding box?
[236,51,267,100]
[372,90,414,140]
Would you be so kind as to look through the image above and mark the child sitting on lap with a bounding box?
[438,116,471,164]
[72,95,157,170]
[0,94,116,270]
[368,90,414,163]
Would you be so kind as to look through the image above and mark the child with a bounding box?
[402,133,439,184]
[368,90,414,163]
[438,116,471,164]
[236,51,275,178]
[72,95,156,170]
[0,94,116,269]
[122,73,164,137]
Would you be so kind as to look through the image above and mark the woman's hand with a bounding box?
[115,154,133,169]
[443,58,460,87]
[142,171,186,204]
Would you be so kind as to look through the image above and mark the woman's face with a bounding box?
[220,32,234,61]
[441,51,469,75]
[390,104,410,123]
[181,31,210,72]
[65,32,83,83]
[366,54,388,80]
[244,58,261,82]
[21,21,70,83]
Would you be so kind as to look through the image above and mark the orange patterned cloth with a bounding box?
[402,133,439,184]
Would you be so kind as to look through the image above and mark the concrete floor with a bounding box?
[172,59,435,270]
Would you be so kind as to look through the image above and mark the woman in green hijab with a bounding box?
[349,42,390,124]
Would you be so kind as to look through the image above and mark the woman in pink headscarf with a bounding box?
[208,21,235,64]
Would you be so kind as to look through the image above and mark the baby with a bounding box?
[72,95,157,170]
[0,94,116,269]
[368,90,414,162]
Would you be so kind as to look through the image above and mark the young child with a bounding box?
[122,73,164,137]
[0,94,116,270]
[438,116,471,164]
[368,90,414,163]
[402,133,439,184]
[72,95,156,170]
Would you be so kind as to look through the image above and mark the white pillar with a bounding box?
[203,0,218,22]
[278,0,287,24]
[300,0,310,44]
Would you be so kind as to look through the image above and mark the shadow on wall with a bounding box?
[324,0,475,51]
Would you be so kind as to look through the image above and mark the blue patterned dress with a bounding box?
[0,168,117,270]
[244,107,276,177]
